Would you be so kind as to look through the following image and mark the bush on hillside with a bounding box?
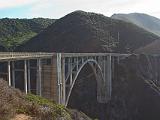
[0,80,71,120]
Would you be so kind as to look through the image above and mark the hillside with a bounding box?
[0,18,55,50]
[111,13,160,37]
[0,44,7,51]
[135,40,160,54]
[0,79,91,120]
[108,54,160,120]
[16,11,160,53]
[67,54,160,120]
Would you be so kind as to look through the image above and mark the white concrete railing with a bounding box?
[0,52,131,61]
[0,52,55,61]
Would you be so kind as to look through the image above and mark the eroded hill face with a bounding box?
[16,11,159,53]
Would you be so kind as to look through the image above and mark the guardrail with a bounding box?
[0,52,55,61]
[0,52,132,61]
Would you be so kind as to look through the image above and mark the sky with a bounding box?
[0,0,160,19]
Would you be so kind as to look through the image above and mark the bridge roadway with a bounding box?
[0,52,129,60]
[0,52,54,60]
[0,52,130,106]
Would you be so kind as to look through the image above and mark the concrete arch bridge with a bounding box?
[0,52,129,106]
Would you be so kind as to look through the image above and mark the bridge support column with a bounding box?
[56,53,66,105]
[96,56,107,103]
[27,60,31,93]
[24,60,28,94]
[96,55,112,103]
[107,55,112,99]
[112,56,115,77]
[117,56,120,64]
[8,61,11,86]
[12,61,15,87]
[37,59,42,96]
[48,56,59,103]
[57,53,62,104]
[68,58,73,86]
[62,58,66,105]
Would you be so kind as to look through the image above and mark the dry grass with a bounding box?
[11,114,33,120]
[0,80,26,120]
[0,80,91,120]
[0,80,71,120]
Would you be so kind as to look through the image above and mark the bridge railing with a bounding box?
[61,53,130,57]
[0,52,55,61]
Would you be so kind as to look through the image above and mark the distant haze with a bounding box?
[112,13,160,37]
[0,0,160,19]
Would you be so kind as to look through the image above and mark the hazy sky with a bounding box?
[0,0,160,19]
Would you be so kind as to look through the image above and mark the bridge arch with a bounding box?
[65,59,104,106]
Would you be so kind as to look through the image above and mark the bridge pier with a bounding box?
[36,59,42,96]
[62,58,66,105]
[49,56,59,103]
[5,58,43,95]
[27,60,31,93]
[8,61,11,86]
[57,53,62,104]
[24,60,28,94]
[12,61,15,87]
[68,58,73,86]
[106,55,112,99]
[56,53,66,105]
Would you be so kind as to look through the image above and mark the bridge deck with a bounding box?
[61,53,130,57]
[0,52,130,61]
[0,52,54,61]
[0,52,131,105]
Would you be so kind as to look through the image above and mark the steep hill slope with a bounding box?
[108,54,160,120]
[111,13,160,37]
[16,11,159,53]
[0,45,6,51]
[135,40,160,54]
[67,54,160,120]
[0,80,91,120]
[0,18,55,50]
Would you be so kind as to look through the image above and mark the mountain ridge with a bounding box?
[111,13,160,37]
[0,18,56,50]
[16,10,160,53]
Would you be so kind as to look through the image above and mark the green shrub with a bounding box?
[25,93,72,119]
[25,93,54,106]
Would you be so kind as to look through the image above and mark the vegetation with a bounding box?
[1,32,37,50]
[17,10,160,53]
[112,13,160,37]
[23,94,71,120]
[0,80,91,120]
[0,18,56,50]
